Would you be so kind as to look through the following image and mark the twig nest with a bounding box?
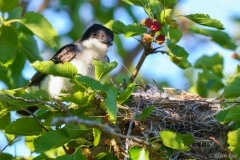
[119,86,227,159]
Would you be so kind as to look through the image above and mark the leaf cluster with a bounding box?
[1,0,240,159]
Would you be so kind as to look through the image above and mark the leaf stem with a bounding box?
[4,19,21,26]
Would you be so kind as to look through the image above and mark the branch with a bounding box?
[128,43,167,83]
[129,42,156,83]
[124,95,141,160]
[51,116,158,148]
[37,0,51,13]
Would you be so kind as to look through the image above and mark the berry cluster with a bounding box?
[141,18,165,45]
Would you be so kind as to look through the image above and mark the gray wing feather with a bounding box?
[29,44,79,86]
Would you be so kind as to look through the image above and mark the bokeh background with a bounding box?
[1,0,240,157]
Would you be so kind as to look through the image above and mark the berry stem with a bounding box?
[129,43,153,83]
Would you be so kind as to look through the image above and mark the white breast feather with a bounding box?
[39,38,109,99]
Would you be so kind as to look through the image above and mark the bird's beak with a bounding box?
[101,38,113,46]
[106,38,113,46]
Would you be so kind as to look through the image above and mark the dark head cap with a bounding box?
[81,24,114,46]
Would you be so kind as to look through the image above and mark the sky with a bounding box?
[1,0,240,157]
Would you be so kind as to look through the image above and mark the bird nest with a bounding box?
[117,86,228,159]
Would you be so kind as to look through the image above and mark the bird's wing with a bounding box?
[29,44,79,86]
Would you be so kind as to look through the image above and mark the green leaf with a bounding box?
[105,20,126,34]
[0,25,18,67]
[32,154,50,160]
[224,77,240,98]
[93,119,102,146]
[93,128,102,146]
[18,32,41,62]
[5,117,43,135]
[228,129,240,158]
[64,124,88,139]
[129,146,149,160]
[7,6,22,19]
[168,28,182,43]
[0,153,12,160]
[0,0,18,12]
[227,120,240,130]
[93,60,118,80]
[0,112,10,129]
[216,105,240,123]
[124,23,147,37]
[73,76,106,91]
[136,106,154,120]
[0,66,8,87]
[185,14,224,30]
[194,53,223,78]
[160,9,172,22]
[104,87,118,123]
[34,124,88,152]
[160,130,194,151]
[122,0,148,7]
[117,83,135,104]
[95,152,118,160]
[0,90,42,111]
[149,0,161,16]
[73,76,118,122]
[31,61,77,78]
[167,42,191,69]
[8,49,28,88]
[34,129,69,152]
[159,0,177,8]
[0,45,16,67]
[56,148,87,160]
[20,12,58,49]
[196,70,224,97]
[62,91,91,105]
[223,65,240,98]
[190,26,237,50]
[21,89,50,101]
[0,25,18,45]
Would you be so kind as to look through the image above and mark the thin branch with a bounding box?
[129,42,156,83]
[128,43,167,83]
[124,95,141,160]
[4,93,59,110]
[37,0,50,13]
[0,136,20,152]
[18,107,49,132]
[3,94,58,131]
[129,49,148,83]
[51,116,157,148]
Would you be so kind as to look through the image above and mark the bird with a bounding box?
[17,24,114,115]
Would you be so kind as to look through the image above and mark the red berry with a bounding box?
[155,35,165,45]
[150,20,161,32]
[145,18,153,28]
[66,147,75,154]
[141,18,153,28]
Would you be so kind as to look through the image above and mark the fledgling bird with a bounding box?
[18,24,114,115]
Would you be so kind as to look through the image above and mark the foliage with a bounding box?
[159,130,194,151]
[1,0,240,159]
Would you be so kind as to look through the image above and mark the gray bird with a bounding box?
[18,24,114,115]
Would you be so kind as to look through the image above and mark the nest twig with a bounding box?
[117,87,228,159]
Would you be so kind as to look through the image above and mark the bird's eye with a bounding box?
[92,32,98,37]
